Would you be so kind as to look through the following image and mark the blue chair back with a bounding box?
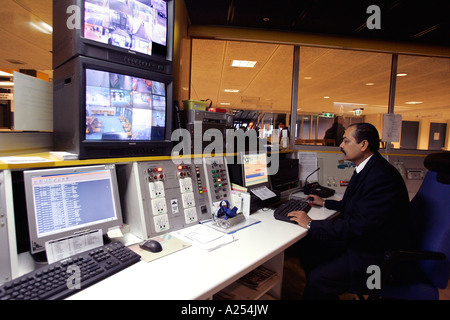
[410,153,450,289]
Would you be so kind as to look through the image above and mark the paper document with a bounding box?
[173,224,235,251]
[382,114,402,142]
[298,152,318,183]
[0,156,53,164]
[250,186,276,200]
[45,229,103,264]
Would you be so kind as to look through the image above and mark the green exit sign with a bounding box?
[323,113,334,118]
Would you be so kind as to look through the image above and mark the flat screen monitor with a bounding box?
[53,55,174,159]
[269,158,300,192]
[24,165,123,254]
[53,0,174,74]
[241,153,270,189]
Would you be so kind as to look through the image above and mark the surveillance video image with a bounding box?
[84,0,167,55]
[85,68,166,141]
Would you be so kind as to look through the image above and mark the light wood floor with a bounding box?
[281,243,450,300]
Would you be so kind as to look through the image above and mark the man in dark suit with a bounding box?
[288,123,411,299]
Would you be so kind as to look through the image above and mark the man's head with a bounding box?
[339,123,380,165]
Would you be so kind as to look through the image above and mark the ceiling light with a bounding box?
[405,101,423,105]
[397,73,408,77]
[0,71,14,77]
[323,96,330,99]
[303,77,313,80]
[231,60,257,68]
[365,82,375,86]
[220,102,231,105]
[0,81,14,87]
[30,21,53,34]
[224,89,239,93]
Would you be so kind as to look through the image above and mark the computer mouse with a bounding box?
[140,240,163,253]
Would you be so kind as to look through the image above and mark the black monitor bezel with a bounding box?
[78,57,174,158]
[53,0,174,73]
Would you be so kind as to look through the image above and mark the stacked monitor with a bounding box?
[53,0,173,74]
[53,0,175,159]
[23,165,123,256]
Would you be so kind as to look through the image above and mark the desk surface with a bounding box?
[68,205,336,300]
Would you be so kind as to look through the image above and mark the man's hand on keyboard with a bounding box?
[287,211,312,229]
[306,194,325,207]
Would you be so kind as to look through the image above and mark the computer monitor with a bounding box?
[53,0,174,74]
[53,55,174,159]
[269,158,300,192]
[23,165,123,255]
[241,152,270,189]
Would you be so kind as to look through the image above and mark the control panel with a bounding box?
[202,156,232,215]
[118,160,211,240]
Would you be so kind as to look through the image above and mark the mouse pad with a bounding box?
[128,233,191,262]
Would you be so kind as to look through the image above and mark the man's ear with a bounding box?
[360,140,369,151]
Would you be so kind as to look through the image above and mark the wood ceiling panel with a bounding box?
[0,0,52,73]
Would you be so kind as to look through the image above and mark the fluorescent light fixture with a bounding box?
[303,76,313,80]
[405,101,423,105]
[0,71,14,77]
[224,89,239,93]
[30,21,53,34]
[397,73,408,77]
[232,60,257,68]
[0,81,14,87]
[365,82,375,86]
[220,102,231,105]
[323,96,330,99]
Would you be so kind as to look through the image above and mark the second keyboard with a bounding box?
[273,199,311,223]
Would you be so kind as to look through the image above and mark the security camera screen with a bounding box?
[85,68,166,141]
[84,0,167,56]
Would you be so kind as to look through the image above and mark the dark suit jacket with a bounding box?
[310,152,411,266]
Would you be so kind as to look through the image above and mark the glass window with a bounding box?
[295,47,392,147]
[190,39,294,143]
[394,55,450,151]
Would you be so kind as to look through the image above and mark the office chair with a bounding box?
[363,151,450,300]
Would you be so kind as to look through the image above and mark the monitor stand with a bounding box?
[30,251,48,265]
[249,192,279,212]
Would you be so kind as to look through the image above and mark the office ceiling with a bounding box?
[0,0,52,74]
[184,0,450,47]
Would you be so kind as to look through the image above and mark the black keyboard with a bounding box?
[0,242,140,300]
[273,199,311,223]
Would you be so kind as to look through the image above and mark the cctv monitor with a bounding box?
[53,0,174,74]
[53,55,174,159]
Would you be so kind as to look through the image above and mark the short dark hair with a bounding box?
[349,123,380,152]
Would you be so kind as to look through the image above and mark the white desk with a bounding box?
[68,204,336,300]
